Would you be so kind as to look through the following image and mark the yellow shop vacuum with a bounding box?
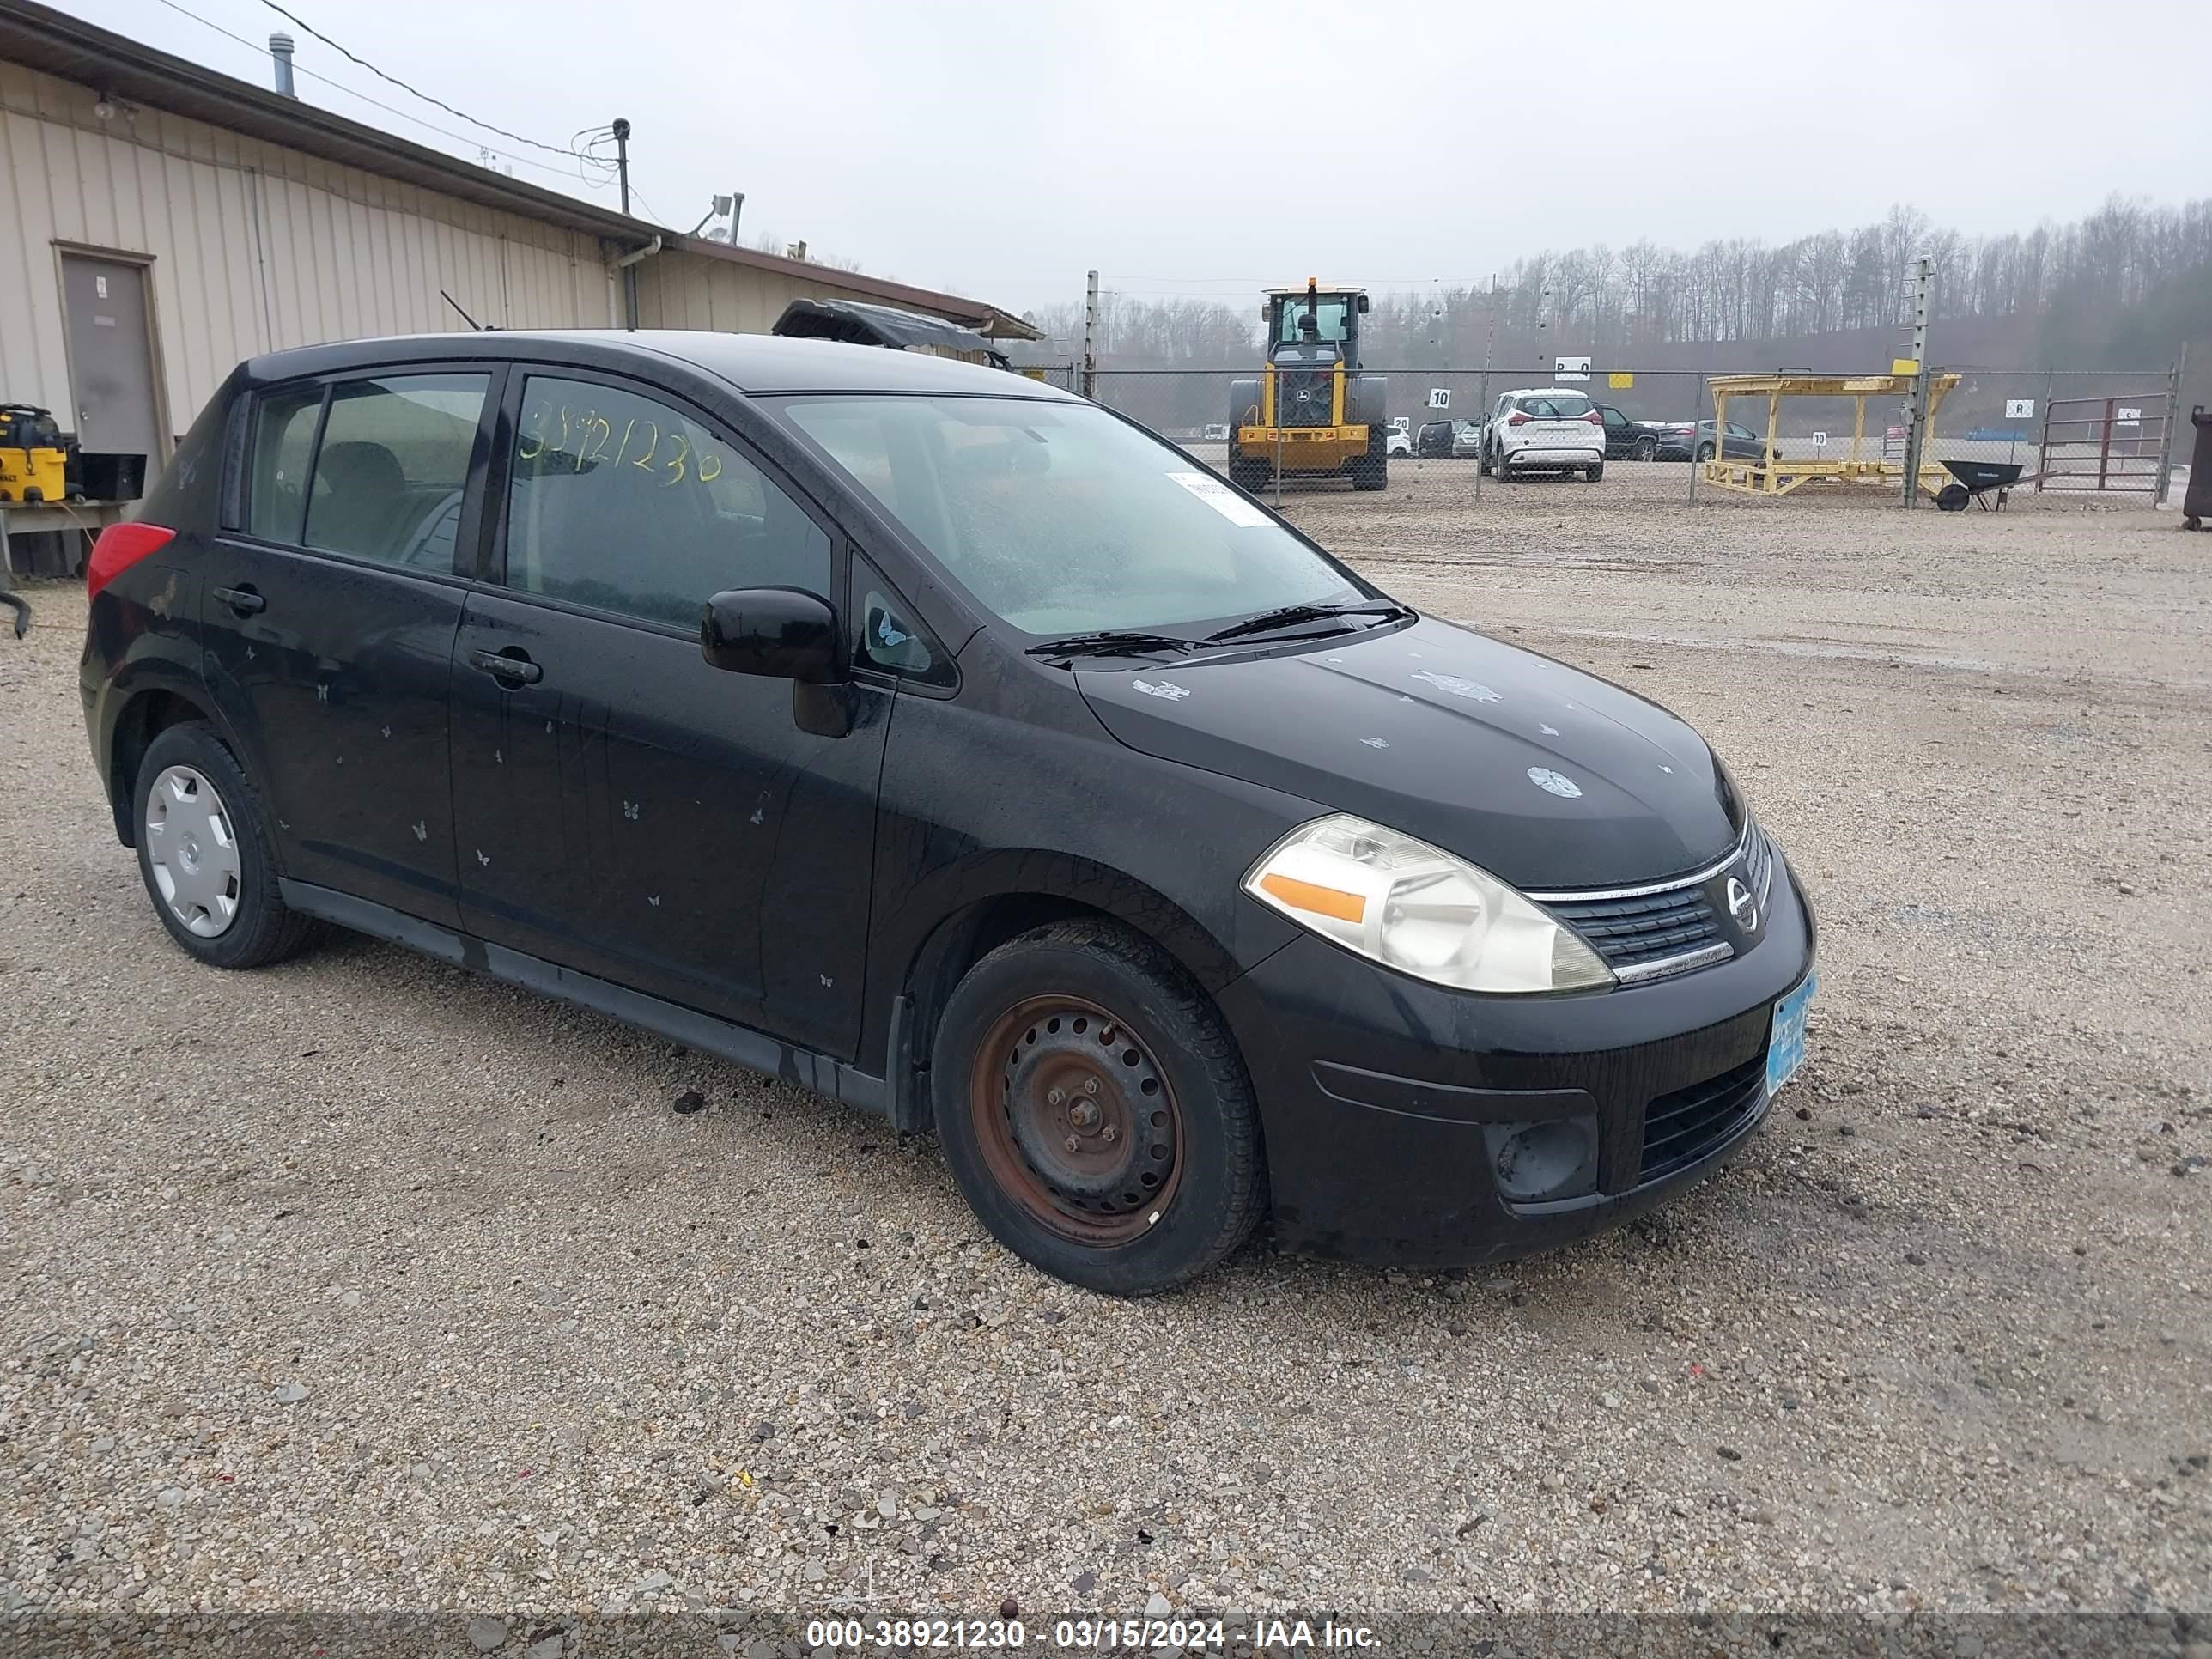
[0,404,70,504]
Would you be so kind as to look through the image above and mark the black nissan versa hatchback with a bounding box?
[82,331,1816,1295]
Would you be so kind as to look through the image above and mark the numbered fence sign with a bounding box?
[1812,431,1827,450]
[2117,406,2142,424]
[2005,398,2035,420]
[1555,356,1591,382]
[1427,388,1451,410]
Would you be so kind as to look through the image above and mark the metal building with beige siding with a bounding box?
[0,0,1031,488]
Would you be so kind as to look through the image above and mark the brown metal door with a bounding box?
[60,254,163,461]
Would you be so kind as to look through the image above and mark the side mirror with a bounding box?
[701,587,842,684]
[1356,294,1371,314]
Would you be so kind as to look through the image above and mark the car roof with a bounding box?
[240,330,1079,399]
[1500,386,1595,398]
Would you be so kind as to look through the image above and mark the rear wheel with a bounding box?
[1350,427,1388,490]
[932,921,1264,1296]
[134,721,315,969]
[1227,447,1269,493]
[1587,463,1605,483]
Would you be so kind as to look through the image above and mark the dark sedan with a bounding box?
[82,331,1815,1295]
[1413,418,1457,459]
[1651,419,1770,462]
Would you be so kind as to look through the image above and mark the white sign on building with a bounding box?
[1427,387,1451,410]
[2005,398,2036,420]
[1554,356,1592,382]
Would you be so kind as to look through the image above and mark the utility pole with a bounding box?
[613,117,637,331]
[1082,270,1098,399]
[1899,255,1935,507]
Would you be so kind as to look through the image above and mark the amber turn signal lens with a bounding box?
[1257,872,1365,923]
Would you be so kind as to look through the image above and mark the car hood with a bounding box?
[1075,615,1740,890]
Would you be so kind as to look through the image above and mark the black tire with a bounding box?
[1587,463,1605,483]
[1227,447,1269,493]
[1349,427,1388,490]
[133,720,316,969]
[931,920,1264,1296]
[1696,441,1715,463]
[1632,435,1657,462]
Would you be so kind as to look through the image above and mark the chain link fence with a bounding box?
[1018,362,2186,507]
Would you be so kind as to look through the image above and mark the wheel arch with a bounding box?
[877,858,1252,1134]
[106,684,222,848]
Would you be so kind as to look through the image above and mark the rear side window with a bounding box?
[301,374,487,571]
[248,385,325,542]
[503,374,830,629]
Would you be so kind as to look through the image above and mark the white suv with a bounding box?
[1485,387,1606,482]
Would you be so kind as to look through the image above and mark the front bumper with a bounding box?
[1216,857,1817,1267]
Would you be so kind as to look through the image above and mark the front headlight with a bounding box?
[1243,813,1615,994]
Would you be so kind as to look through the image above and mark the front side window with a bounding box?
[504,374,830,629]
[781,396,1363,638]
[301,374,488,569]
[247,385,325,542]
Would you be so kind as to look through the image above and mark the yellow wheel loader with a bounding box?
[1227,280,1389,492]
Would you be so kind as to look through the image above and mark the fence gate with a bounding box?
[2036,392,2172,495]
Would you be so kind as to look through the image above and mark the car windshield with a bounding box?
[780,395,1365,637]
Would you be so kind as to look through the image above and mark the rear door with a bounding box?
[199,366,495,924]
[448,366,890,1054]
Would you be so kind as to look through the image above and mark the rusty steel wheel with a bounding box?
[969,994,1185,1246]
[932,921,1263,1295]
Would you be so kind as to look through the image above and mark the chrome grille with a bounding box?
[1540,885,1723,973]
[1533,823,1771,984]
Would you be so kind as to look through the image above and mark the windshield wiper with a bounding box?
[1202,599,1409,645]
[1024,629,1200,661]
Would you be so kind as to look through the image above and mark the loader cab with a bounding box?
[1265,284,1370,371]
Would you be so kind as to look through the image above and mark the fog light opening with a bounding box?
[1489,1116,1598,1203]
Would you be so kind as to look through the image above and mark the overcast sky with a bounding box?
[85,0,2212,315]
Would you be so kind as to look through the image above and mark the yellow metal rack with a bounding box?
[1701,372,1960,497]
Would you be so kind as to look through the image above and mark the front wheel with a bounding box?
[1632,435,1657,462]
[1696,441,1715,463]
[932,921,1264,1295]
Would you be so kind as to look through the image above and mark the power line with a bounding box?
[143,0,616,190]
[253,0,586,158]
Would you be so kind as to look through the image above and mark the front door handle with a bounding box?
[212,585,265,616]
[469,647,543,687]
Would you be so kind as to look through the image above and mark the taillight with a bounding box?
[1507,412,1529,426]
[1584,410,1602,425]
[86,523,178,602]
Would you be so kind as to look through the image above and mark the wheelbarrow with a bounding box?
[1934,459,2029,512]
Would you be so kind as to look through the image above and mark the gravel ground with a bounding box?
[1,469,2207,1625]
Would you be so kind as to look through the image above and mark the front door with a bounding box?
[199,368,495,925]
[448,368,889,1056]
[60,253,164,462]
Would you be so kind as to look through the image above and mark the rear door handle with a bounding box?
[212,585,265,615]
[468,647,543,686]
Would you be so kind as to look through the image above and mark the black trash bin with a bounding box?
[2185,406,2211,531]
